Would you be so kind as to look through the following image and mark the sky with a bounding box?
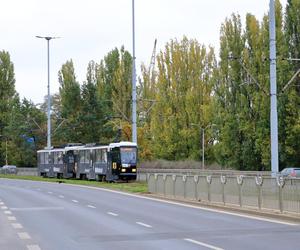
[0,0,287,104]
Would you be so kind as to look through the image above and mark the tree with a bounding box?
[58,60,82,142]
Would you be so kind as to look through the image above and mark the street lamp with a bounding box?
[36,36,60,149]
[191,124,216,170]
[131,0,137,144]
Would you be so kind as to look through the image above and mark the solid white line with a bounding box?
[4,210,12,215]
[1,206,8,210]
[18,232,31,240]
[107,212,118,217]
[184,238,224,250]
[72,200,79,203]
[136,222,152,228]
[11,207,64,211]
[27,245,41,250]
[7,216,16,221]
[87,205,96,209]
[59,195,64,198]
[68,184,297,226]
[12,223,23,229]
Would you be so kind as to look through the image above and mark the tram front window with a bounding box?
[120,148,137,164]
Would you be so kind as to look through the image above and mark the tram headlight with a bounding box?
[121,168,126,172]
[132,168,136,173]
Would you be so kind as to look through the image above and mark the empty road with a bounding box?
[0,178,299,250]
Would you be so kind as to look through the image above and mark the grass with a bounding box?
[0,174,148,193]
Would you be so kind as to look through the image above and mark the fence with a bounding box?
[147,173,300,214]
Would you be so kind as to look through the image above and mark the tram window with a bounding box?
[85,151,90,163]
[58,152,63,164]
[45,152,49,164]
[103,150,107,163]
[80,151,85,163]
[96,149,102,163]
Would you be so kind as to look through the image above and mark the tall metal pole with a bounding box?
[132,0,137,144]
[5,139,8,165]
[202,128,205,170]
[269,0,279,174]
[36,36,59,149]
[46,38,51,149]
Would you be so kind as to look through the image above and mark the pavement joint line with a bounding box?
[27,245,41,250]
[12,223,23,229]
[4,210,12,215]
[18,232,31,240]
[67,184,298,226]
[7,216,16,221]
[72,200,79,203]
[136,222,152,228]
[184,238,224,250]
[107,212,118,216]
[87,205,96,209]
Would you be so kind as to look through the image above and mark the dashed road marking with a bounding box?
[18,232,31,240]
[12,223,23,229]
[136,222,152,228]
[87,205,96,209]
[4,210,12,215]
[27,245,41,250]
[107,212,118,216]
[59,195,64,198]
[72,200,79,203]
[7,216,16,221]
[184,238,224,250]
[0,201,4,205]
[47,191,53,194]
[1,206,8,210]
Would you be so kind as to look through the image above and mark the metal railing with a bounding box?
[147,173,300,214]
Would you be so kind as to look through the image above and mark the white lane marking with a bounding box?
[27,245,41,250]
[0,202,4,205]
[69,184,297,226]
[136,222,152,228]
[11,207,64,211]
[184,238,224,250]
[59,195,64,198]
[8,216,16,221]
[72,200,79,203]
[1,206,8,210]
[12,223,23,229]
[87,205,96,209]
[37,188,41,191]
[107,212,118,217]
[4,210,12,215]
[47,191,53,194]
[18,232,31,240]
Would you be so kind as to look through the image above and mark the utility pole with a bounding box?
[269,0,279,175]
[132,0,137,144]
[36,36,60,149]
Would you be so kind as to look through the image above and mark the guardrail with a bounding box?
[147,173,300,214]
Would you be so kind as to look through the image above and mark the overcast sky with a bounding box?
[1,0,287,104]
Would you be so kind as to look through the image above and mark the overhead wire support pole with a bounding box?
[132,0,137,144]
[269,0,279,175]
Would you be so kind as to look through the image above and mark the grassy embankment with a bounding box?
[0,174,148,193]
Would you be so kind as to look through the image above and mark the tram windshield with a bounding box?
[120,147,137,164]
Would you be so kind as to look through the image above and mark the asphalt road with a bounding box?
[0,178,299,250]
